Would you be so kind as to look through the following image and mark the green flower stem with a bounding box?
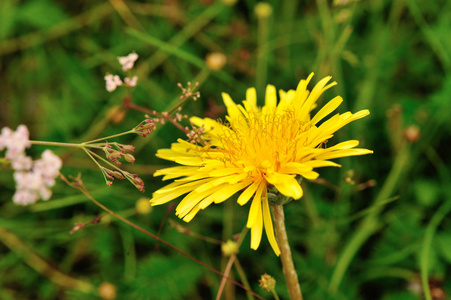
[30,140,83,148]
[271,289,281,300]
[255,5,270,94]
[271,205,303,300]
[83,130,134,144]
[233,258,255,300]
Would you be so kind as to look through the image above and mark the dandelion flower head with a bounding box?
[150,74,372,255]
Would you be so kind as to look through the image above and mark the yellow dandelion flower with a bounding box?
[150,73,373,255]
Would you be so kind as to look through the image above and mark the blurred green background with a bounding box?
[1,0,451,299]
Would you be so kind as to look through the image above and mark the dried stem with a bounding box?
[123,97,188,133]
[271,205,303,300]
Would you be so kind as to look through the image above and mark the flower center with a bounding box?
[217,109,311,176]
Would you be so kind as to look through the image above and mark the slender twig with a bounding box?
[123,98,188,134]
[83,130,134,144]
[30,140,82,148]
[216,255,236,300]
[271,205,303,300]
[233,258,255,300]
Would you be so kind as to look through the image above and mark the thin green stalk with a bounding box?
[233,258,255,300]
[271,289,281,300]
[420,146,451,300]
[83,130,134,144]
[420,198,451,300]
[255,7,271,95]
[30,140,82,148]
[271,205,303,300]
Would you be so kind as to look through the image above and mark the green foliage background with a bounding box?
[1,0,450,299]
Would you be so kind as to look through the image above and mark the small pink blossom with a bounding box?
[11,155,33,170]
[118,53,138,71]
[124,76,138,87]
[2,125,63,206]
[104,74,123,92]
[0,125,31,160]
[13,190,39,206]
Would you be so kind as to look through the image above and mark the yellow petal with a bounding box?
[182,204,201,222]
[265,172,303,199]
[281,162,313,174]
[265,84,277,110]
[262,197,280,255]
[151,181,205,206]
[199,180,251,209]
[209,168,241,177]
[315,149,374,160]
[246,182,265,227]
[176,184,224,217]
[237,181,260,206]
[246,87,257,108]
[311,96,343,125]
[302,160,341,168]
[222,92,244,121]
[250,202,263,250]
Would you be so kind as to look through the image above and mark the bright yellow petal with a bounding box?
[246,87,257,108]
[250,202,263,250]
[222,92,244,121]
[198,180,251,209]
[182,204,201,222]
[315,149,374,160]
[302,160,341,168]
[265,84,277,110]
[262,196,280,255]
[311,96,343,125]
[237,181,260,206]
[246,182,265,227]
[265,172,303,199]
[176,184,224,217]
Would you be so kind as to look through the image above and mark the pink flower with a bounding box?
[118,53,138,71]
[13,190,39,206]
[2,125,63,206]
[104,74,123,92]
[0,125,31,160]
[124,76,138,87]
[11,155,33,170]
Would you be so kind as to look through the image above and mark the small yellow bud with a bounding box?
[136,198,152,214]
[221,239,239,256]
[259,273,276,292]
[206,52,227,71]
[254,3,272,19]
[98,282,117,300]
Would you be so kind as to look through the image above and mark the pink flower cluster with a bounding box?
[1,125,62,206]
[104,52,139,92]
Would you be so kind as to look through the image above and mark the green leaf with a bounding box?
[124,255,203,300]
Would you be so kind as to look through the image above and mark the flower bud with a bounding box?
[259,273,276,292]
[221,240,239,256]
[124,154,135,163]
